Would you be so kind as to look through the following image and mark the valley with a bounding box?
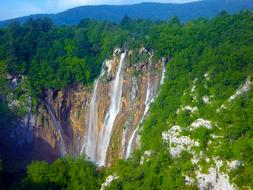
[0,4,252,190]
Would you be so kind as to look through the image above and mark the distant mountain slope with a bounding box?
[1,0,253,26]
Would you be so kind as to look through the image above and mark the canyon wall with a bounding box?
[1,47,166,167]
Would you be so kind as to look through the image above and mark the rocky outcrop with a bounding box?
[162,120,240,190]
[101,174,119,190]
[229,77,252,101]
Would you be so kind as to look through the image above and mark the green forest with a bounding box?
[0,10,253,189]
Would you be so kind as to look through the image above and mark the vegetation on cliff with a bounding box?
[0,10,253,190]
[111,10,253,189]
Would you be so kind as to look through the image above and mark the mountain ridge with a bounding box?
[1,0,253,26]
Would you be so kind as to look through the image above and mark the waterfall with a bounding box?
[45,103,67,156]
[125,53,154,159]
[80,62,106,160]
[160,57,166,85]
[125,124,139,158]
[96,51,127,166]
[80,49,165,163]
[82,78,99,159]
[144,52,154,115]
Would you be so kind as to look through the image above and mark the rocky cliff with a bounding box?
[1,47,166,167]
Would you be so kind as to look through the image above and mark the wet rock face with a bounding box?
[31,84,92,161]
[104,51,164,166]
[4,48,165,167]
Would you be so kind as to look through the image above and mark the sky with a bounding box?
[0,0,200,21]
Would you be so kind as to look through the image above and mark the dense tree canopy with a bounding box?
[9,156,102,190]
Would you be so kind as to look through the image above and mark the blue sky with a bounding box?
[0,0,200,21]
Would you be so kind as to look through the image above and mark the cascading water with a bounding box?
[80,63,106,161]
[160,57,166,85]
[96,51,127,166]
[144,52,154,115]
[79,49,164,164]
[45,103,67,156]
[125,53,154,159]
[125,124,139,158]
[11,47,166,165]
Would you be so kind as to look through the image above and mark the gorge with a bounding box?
[2,47,166,167]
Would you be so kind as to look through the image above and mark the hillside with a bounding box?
[1,0,253,26]
[0,7,253,190]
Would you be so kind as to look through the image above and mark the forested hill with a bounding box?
[0,10,253,189]
[1,0,253,26]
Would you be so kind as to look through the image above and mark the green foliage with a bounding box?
[102,10,253,190]
[139,10,253,189]
[14,156,101,190]
[107,150,197,190]
[190,127,211,149]
[0,10,253,190]
[0,61,8,94]
[0,18,128,99]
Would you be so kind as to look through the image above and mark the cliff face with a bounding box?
[32,84,91,161]
[1,47,165,167]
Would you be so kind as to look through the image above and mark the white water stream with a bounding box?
[82,52,127,166]
[160,57,166,85]
[45,103,67,156]
[96,51,127,165]
[125,56,166,158]
[80,63,106,161]
[125,53,155,159]
[81,51,166,164]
